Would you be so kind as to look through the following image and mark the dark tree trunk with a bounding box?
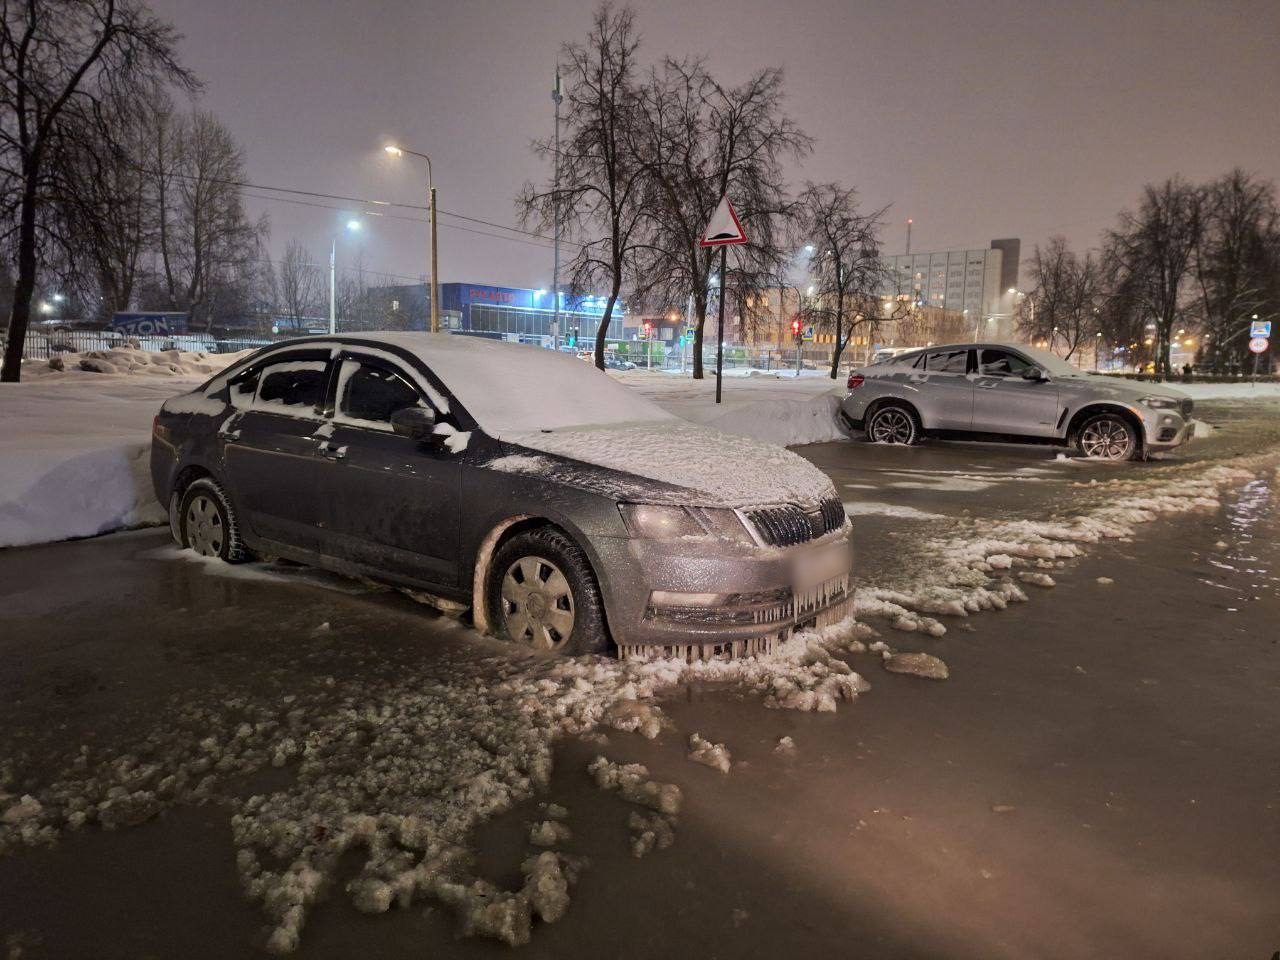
[594,286,619,370]
[1,179,40,383]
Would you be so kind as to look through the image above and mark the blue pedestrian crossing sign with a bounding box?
[802,325,815,342]
[1251,319,1272,338]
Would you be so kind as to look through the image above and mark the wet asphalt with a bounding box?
[1,401,1278,959]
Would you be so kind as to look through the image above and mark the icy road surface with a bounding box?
[1,398,1279,958]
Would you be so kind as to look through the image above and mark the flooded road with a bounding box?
[1,411,1278,959]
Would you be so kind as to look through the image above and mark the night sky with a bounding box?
[148,0,1280,292]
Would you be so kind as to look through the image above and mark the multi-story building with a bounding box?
[879,238,1020,339]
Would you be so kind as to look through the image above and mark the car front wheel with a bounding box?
[1076,413,1140,461]
[488,527,609,656]
[865,404,921,445]
[178,477,249,563]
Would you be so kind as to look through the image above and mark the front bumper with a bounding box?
[1140,409,1194,451]
[594,526,854,652]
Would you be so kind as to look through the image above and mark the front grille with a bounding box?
[1181,398,1194,419]
[746,496,846,547]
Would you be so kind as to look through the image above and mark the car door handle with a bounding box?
[218,428,242,442]
[317,441,347,460]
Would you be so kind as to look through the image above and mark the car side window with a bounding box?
[252,357,328,416]
[335,358,429,429]
[924,348,969,374]
[980,349,1033,377]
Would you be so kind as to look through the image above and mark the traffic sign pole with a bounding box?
[715,245,727,403]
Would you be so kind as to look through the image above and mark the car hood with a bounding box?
[498,422,836,509]
[1053,373,1191,403]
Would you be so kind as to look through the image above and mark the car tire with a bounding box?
[865,403,921,446]
[488,527,610,656]
[1075,412,1140,461]
[178,477,249,563]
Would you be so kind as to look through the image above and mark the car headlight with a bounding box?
[1139,396,1180,410]
[619,503,754,544]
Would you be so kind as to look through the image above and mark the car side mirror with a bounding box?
[1022,366,1046,382]
[390,406,437,442]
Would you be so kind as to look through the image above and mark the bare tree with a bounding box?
[1103,178,1204,380]
[519,4,648,370]
[794,182,887,377]
[153,110,264,332]
[1018,236,1102,360]
[1,0,195,381]
[277,240,320,329]
[631,57,811,378]
[1193,169,1279,372]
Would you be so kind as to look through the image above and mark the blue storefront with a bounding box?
[437,283,625,344]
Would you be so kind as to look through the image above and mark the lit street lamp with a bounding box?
[330,219,363,335]
[385,144,440,333]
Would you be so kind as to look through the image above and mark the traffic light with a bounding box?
[568,325,578,348]
[642,319,653,340]
[791,318,803,343]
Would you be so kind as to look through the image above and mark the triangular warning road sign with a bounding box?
[700,194,749,247]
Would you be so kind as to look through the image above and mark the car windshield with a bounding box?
[1015,345,1084,376]
[341,333,675,436]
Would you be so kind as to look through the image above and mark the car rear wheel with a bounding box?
[179,477,249,563]
[865,404,921,445]
[488,527,609,656]
[1076,413,1140,461]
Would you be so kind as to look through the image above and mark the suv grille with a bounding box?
[746,497,846,547]
[1181,398,1194,419]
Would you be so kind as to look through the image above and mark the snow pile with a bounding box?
[695,390,849,447]
[686,734,732,773]
[628,811,676,858]
[29,346,239,380]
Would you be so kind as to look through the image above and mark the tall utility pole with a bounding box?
[551,68,563,350]
[906,217,913,256]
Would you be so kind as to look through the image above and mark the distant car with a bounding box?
[604,356,636,371]
[870,347,913,364]
[840,342,1193,461]
[151,333,852,658]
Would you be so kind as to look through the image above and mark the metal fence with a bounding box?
[16,330,272,361]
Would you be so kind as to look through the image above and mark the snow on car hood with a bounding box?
[1054,373,1191,402]
[506,422,836,509]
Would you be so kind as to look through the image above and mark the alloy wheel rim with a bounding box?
[186,495,225,557]
[500,555,575,651]
[1080,419,1132,460]
[871,409,913,444]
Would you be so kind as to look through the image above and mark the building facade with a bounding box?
[370,283,625,343]
[879,238,1020,339]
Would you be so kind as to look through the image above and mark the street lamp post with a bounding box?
[330,219,362,335]
[385,144,439,333]
[551,69,563,351]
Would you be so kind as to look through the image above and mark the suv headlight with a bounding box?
[619,503,754,544]
[1139,396,1180,410]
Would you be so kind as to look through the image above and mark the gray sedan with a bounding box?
[840,342,1193,461]
[150,333,851,659]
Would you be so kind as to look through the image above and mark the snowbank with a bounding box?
[0,351,245,548]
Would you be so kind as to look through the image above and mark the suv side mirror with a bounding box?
[1021,366,1046,382]
[390,406,438,442]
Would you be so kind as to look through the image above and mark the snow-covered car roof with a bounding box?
[336,333,676,435]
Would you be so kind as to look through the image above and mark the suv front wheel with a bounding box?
[1076,413,1140,461]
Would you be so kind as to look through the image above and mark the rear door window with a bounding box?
[924,348,970,374]
[335,356,431,430]
[980,349,1034,377]
[249,353,330,417]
